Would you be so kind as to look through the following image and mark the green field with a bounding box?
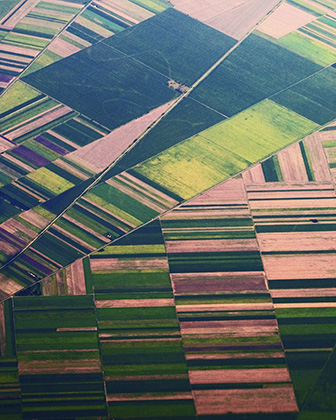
[0,82,41,116]
[191,32,321,117]
[273,66,336,125]
[135,100,318,199]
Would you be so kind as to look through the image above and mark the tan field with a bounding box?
[304,133,331,181]
[192,386,298,415]
[71,101,173,172]
[5,106,72,140]
[263,253,336,280]
[243,164,265,185]
[171,0,280,39]
[95,298,175,308]
[165,238,259,253]
[66,258,87,295]
[258,2,315,39]
[258,231,336,252]
[278,143,309,182]
[189,367,291,384]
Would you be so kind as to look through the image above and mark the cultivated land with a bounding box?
[2,0,336,419]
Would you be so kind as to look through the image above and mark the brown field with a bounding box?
[249,197,336,209]
[263,253,336,280]
[277,143,308,182]
[304,133,331,181]
[0,137,14,153]
[1,153,34,172]
[48,37,81,57]
[90,257,169,271]
[53,158,91,180]
[171,0,280,39]
[186,352,284,360]
[18,210,49,229]
[65,258,86,295]
[171,272,267,294]
[274,302,336,308]
[258,2,315,39]
[0,274,23,299]
[189,368,291,385]
[18,358,101,375]
[5,106,72,140]
[108,393,192,402]
[165,238,258,253]
[71,101,173,172]
[176,303,273,312]
[192,386,298,415]
[242,164,265,185]
[192,177,247,205]
[258,231,336,252]
[1,217,36,238]
[95,298,175,308]
[271,288,336,298]
[180,319,278,336]
[206,0,281,39]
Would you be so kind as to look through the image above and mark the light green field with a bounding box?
[135,100,317,200]
[85,191,143,227]
[130,0,170,13]
[278,31,336,67]
[27,167,74,194]
[0,81,40,115]
[24,139,60,161]
[201,99,319,162]
[99,244,166,255]
[24,50,62,76]
[36,1,80,14]
[135,134,249,200]
[3,32,49,49]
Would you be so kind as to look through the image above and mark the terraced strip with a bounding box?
[0,0,89,92]
[0,170,180,298]
[161,177,298,417]
[89,220,196,419]
[25,0,170,75]
[1,3,334,301]
[0,299,21,420]
[244,145,336,408]
[300,342,336,417]
[12,295,107,419]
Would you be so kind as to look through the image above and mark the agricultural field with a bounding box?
[23,8,236,129]
[242,128,336,409]
[134,100,318,199]
[13,295,107,419]
[90,220,196,419]
[0,0,89,91]
[169,0,281,40]
[161,177,297,417]
[2,0,336,418]
[25,0,171,75]
[107,97,226,176]
[190,32,322,118]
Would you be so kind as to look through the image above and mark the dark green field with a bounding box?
[190,33,322,117]
[272,66,336,125]
[23,9,236,130]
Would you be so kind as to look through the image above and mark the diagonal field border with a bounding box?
[0,0,284,278]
